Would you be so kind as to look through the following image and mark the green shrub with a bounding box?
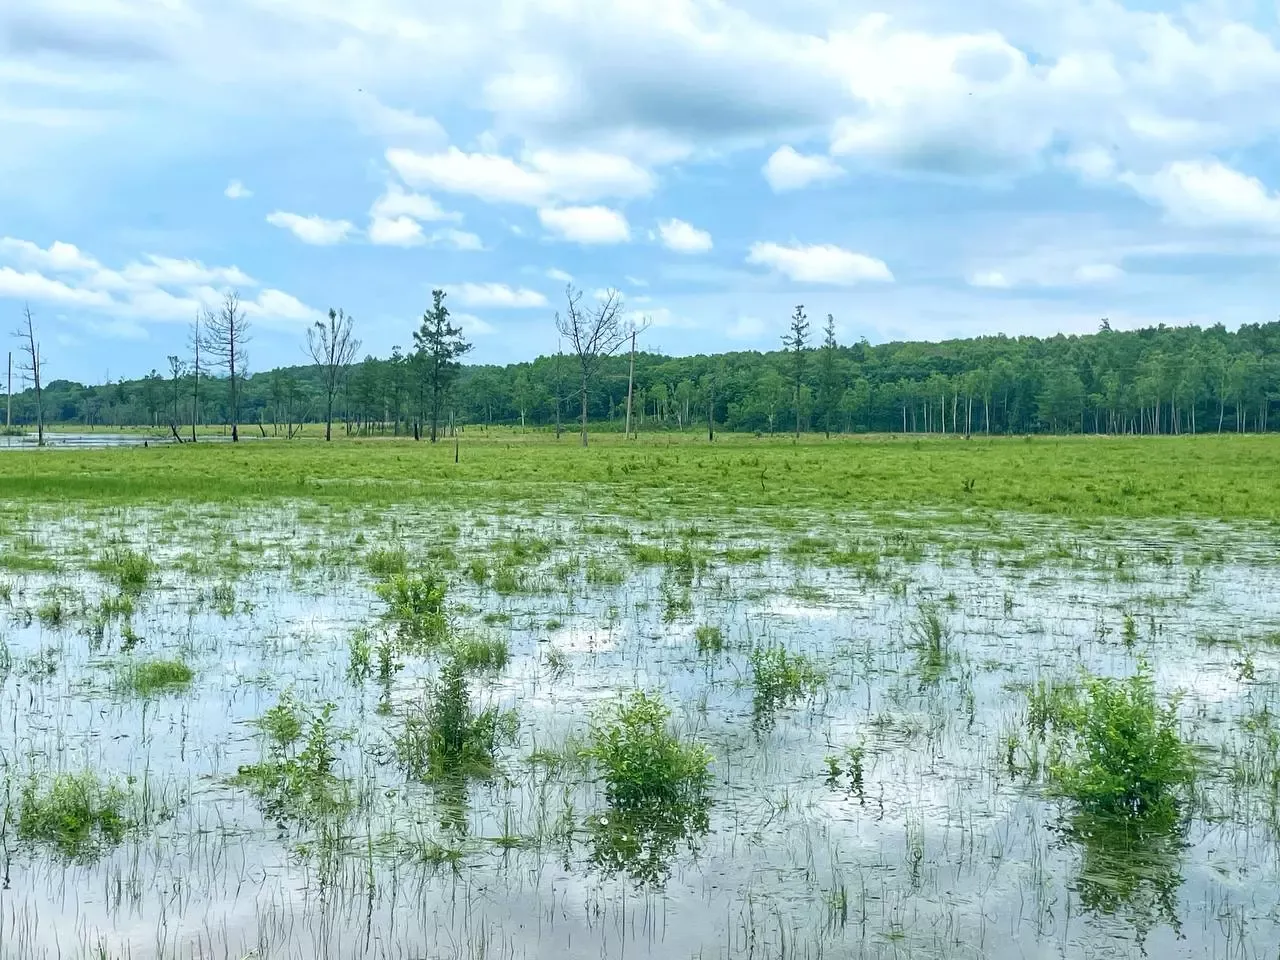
[377,571,449,644]
[1049,663,1194,821]
[587,691,712,813]
[234,697,351,824]
[17,772,133,861]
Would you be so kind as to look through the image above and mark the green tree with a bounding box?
[413,290,472,443]
[781,305,810,438]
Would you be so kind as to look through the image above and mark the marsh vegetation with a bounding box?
[1,437,1279,958]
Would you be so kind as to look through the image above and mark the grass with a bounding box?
[16,772,133,862]
[116,657,195,696]
[694,624,725,655]
[749,645,825,723]
[92,546,155,593]
[394,657,518,782]
[377,571,449,645]
[1,433,1279,520]
[233,696,352,825]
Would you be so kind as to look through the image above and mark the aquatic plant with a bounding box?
[394,656,517,782]
[16,772,133,862]
[117,657,194,696]
[587,690,711,813]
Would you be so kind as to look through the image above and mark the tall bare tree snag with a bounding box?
[307,307,361,442]
[555,285,627,448]
[623,315,652,440]
[202,292,250,442]
[12,303,44,446]
[188,313,202,442]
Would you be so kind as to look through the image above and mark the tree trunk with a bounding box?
[580,377,589,447]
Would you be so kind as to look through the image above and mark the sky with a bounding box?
[4,0,1280,384]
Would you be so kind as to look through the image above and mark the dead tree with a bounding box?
[12,303,44,446]
[201,292,250,442]
[623,315,652,440]
[555,285,627,447]
[307,307,361,442]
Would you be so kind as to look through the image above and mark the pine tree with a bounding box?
[413,289,472,443]
[781,305,810,438]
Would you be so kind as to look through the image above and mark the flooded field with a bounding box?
[2,499,1279,959]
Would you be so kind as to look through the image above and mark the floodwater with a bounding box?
[0,432,170,450]
[1,504,1279,959]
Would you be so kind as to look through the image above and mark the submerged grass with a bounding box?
[15,772,133,862]
[116,657,195,696]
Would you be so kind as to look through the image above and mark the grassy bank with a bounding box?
[1,431,1276,520]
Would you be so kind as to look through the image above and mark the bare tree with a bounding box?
[201,292,250,442]
[12,303,44,446]
[188,313,203,442]
[555,285,627,447]
[623,315,652,440]
[307,307,361,441]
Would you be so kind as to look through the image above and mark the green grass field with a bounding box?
[2,431,1277,520]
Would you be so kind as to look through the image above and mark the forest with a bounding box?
[7,309,1280,437]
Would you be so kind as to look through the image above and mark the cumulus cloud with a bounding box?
[747,241,894,285]
[386,146,654,206]
[446,283,549,308]
[657,218,712,253]
[224,179,251,199]
[546,268,574,283]
[539,205,631,244]
[966,261,1123,288]
[266,211,354,245]
[369,184,459,223]
[763,146,843,191]
[1120,159,1280,230]
[0,236,317,325]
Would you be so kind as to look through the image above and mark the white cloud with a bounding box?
[966,260,1123,288]
[625,275,648,287]
[266,211,355,245]
[967,270,1012,289]
[727,315,765,340]
[0,236,316,326]
[224,179,252,199]
[1073,263,1124,283]
[1120,159,1280,230]
[369,184,459,223]
[387,146,653,206]
[0,266,114,307]
[368,215,425,247]
[431,228,483,251]
[763,146,843,192]
[747,241,894,285]
[546,268,574,284]
[122,255,253,288]
[243,288,319,322]
[353,94,447,146]
[657,218,712,254]
[453,312,496,336]
[539,205,631,244]
[1,237,101,273]
[447,283,549,308]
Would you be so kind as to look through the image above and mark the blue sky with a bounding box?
[4,0,1280,383]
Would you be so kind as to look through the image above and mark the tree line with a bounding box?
[8,289,1280,440]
